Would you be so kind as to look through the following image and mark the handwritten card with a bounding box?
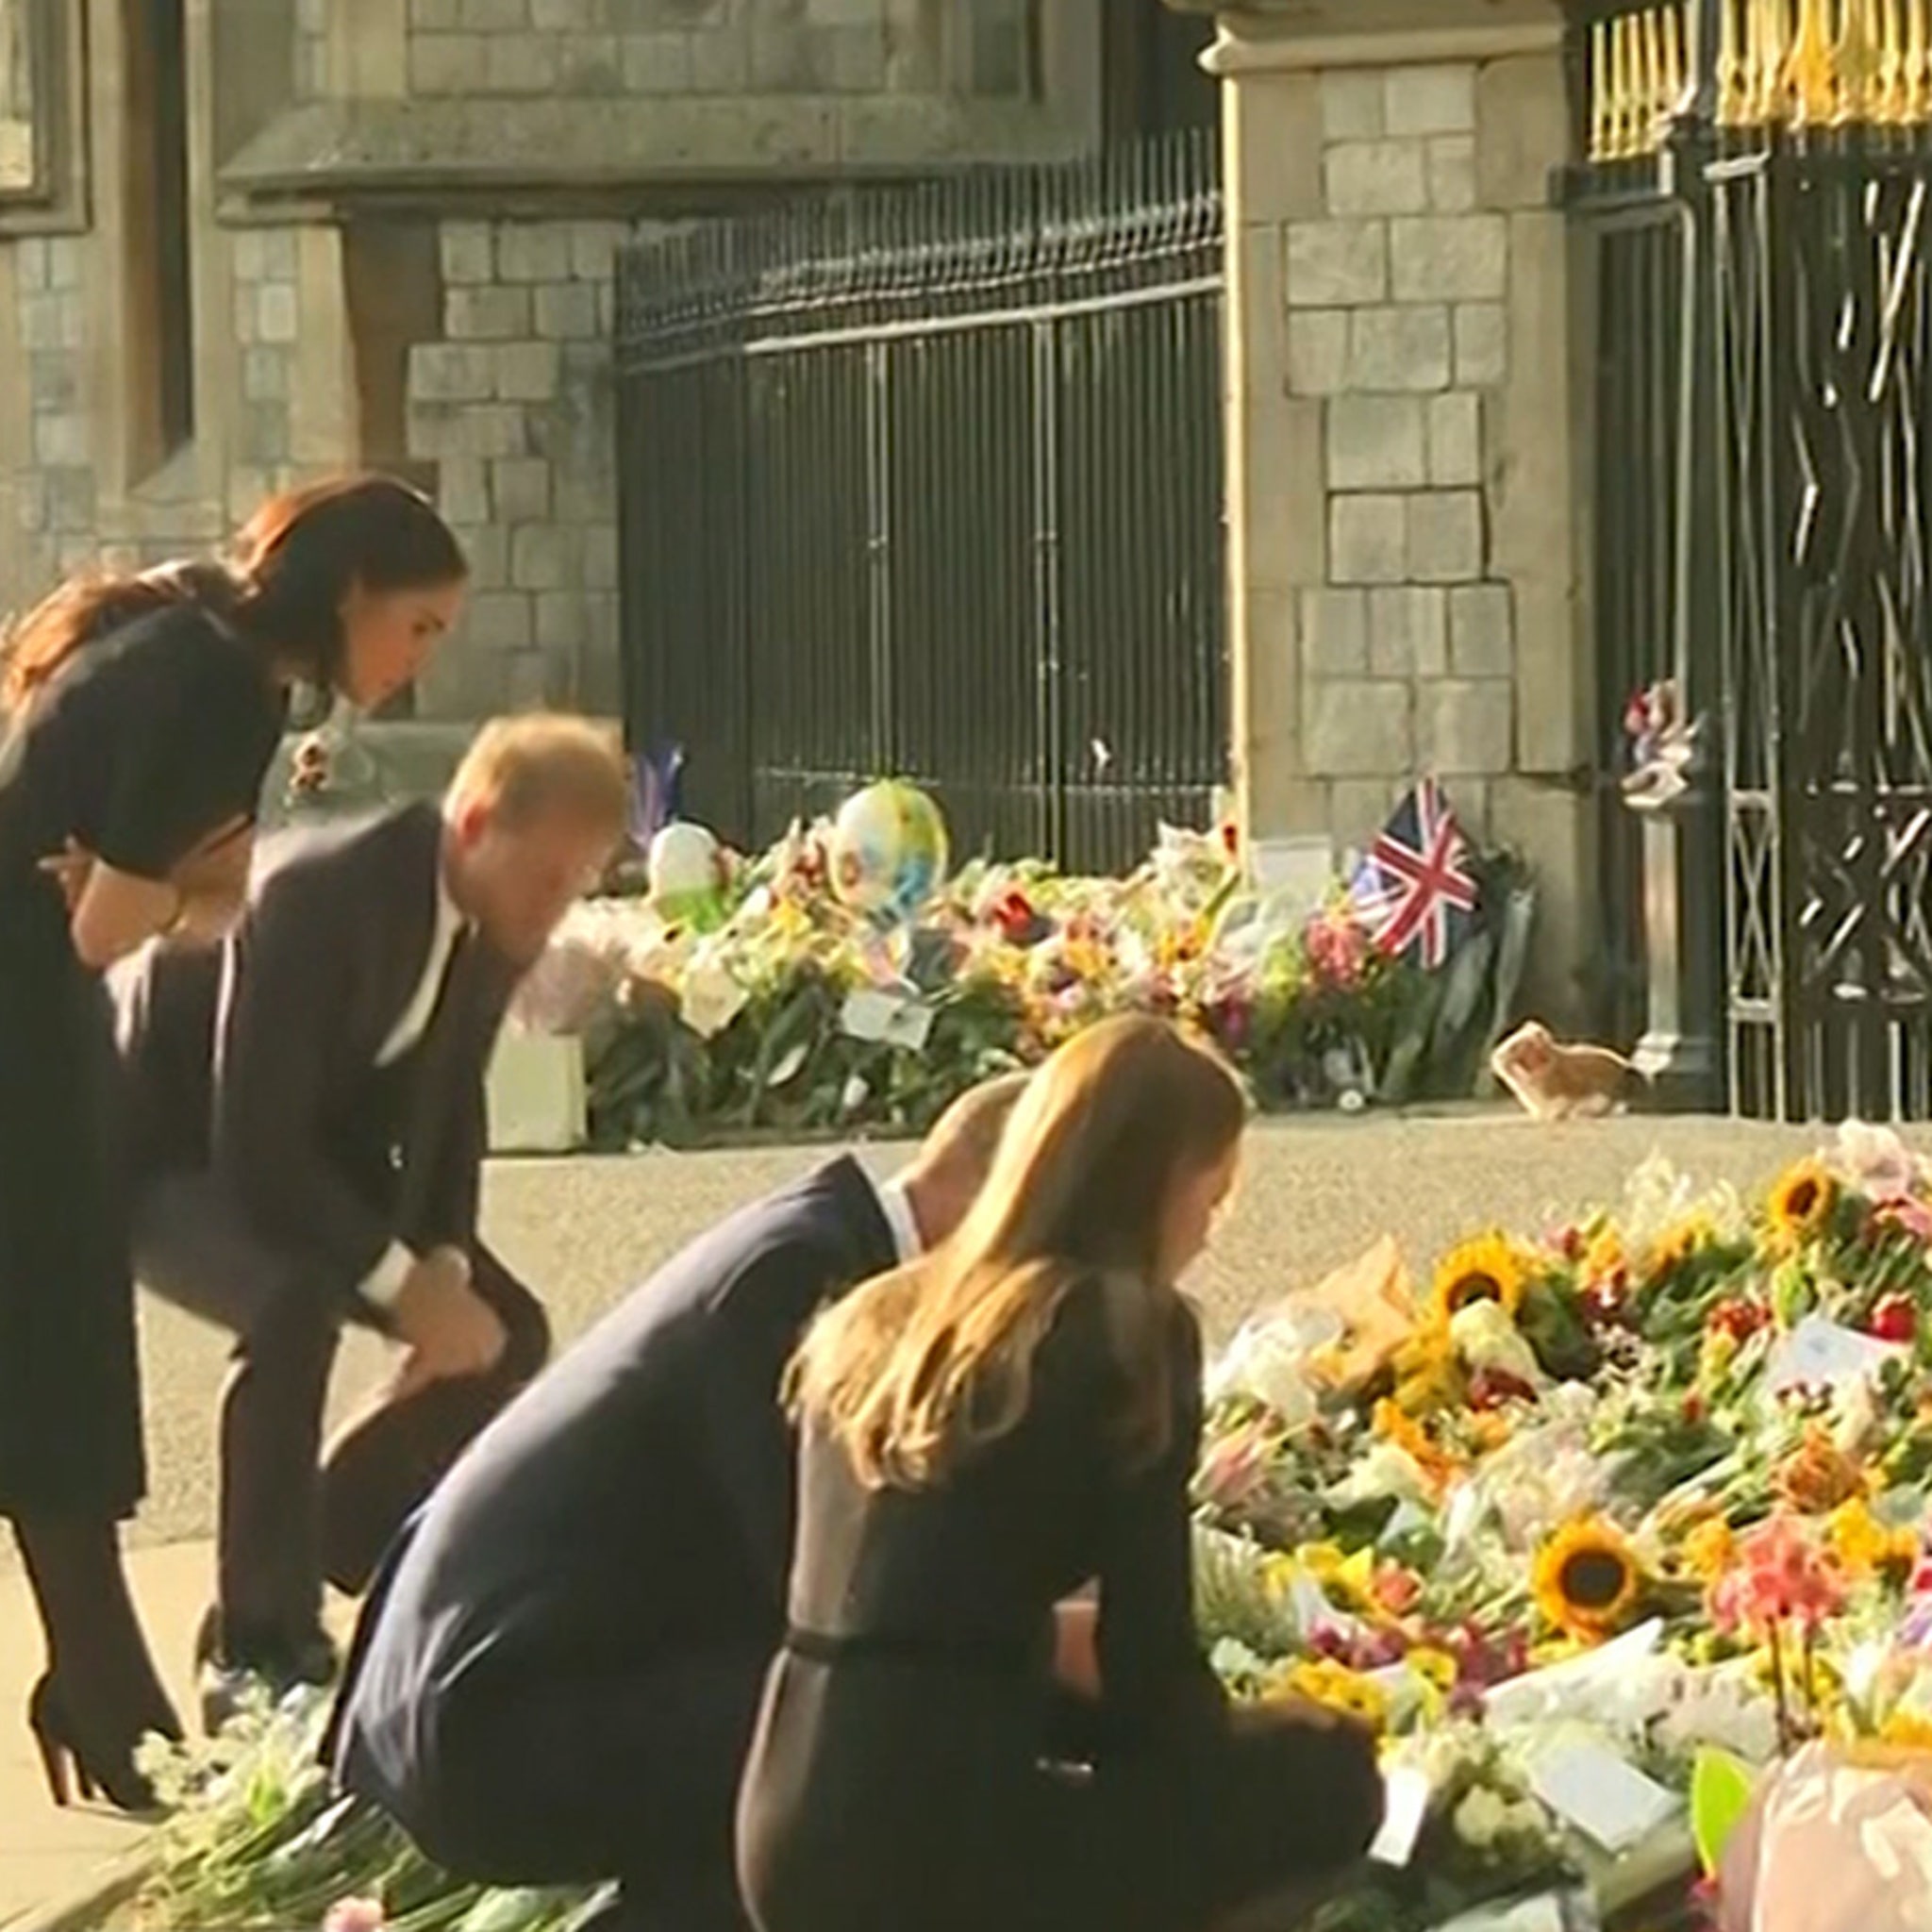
[1526,1740,1680,1855]
[840,988,935,1053]
[1766,1314,1907,1394]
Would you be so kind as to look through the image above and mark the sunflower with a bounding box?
[1432,1235,1528,1324]
[1769,1158,1837,1246]
[1532,1519,1644,1643]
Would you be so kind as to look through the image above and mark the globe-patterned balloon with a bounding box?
[648,820,725,928]
[830,780,950,924]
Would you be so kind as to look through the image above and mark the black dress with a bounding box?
[736,1279,1385,1932]
[0,604,287,1520]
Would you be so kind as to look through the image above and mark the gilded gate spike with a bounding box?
[1661,2,1690,120]
[1750,0,1792,123]
[1719,0,1752,123]
[1607,12,1635,156]
[1838,0,1884,122]
[1876,0,1907,122]
[1641,7,1667,149]
[1785,0,1842,125]
[1906,0,1931,119]
[1591,17,1614,158]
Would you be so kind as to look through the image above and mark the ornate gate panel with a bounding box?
[1571,0,1932,1121]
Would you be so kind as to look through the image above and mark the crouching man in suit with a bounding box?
[111,712,630,1724]
[324,1075,1029,1932]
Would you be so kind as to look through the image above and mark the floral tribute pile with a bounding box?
[121,1124,1932,1932]
[511,811,1534,1149]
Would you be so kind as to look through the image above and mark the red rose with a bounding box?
[1871,1293,1919,1345]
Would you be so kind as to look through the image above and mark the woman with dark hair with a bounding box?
[739,1014,1384,1932]
[0,475,468,1810]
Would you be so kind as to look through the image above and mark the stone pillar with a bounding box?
[1201,0,1594,1023]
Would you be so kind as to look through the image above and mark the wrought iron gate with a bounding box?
[1571,0,1932,1122]
[613,132,1227,874]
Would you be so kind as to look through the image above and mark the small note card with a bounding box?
[1369,1766,1430,1868]
[1766,1314,1907,1394]
[1525,1740,1680,1856]
[840,987,935,1053]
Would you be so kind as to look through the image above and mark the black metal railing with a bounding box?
[1568,0,1932,1121]
[613,131,1227,874]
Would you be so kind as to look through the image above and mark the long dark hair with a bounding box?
[2,475,467,711]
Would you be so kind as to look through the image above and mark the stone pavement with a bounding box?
[1,1108,1925,1919]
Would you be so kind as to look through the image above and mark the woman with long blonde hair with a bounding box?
[736,1015,1383,1932]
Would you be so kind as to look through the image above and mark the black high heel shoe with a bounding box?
[26,1674,165,1813]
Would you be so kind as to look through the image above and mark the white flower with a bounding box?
[648,821,724,903]
[1834,1120,1922,1202]
[678,954,749,1040]
[1448,1301,1546,1389]
[1208,1309,1341,1426]
[1454,1785,1511,1850]
[1327,1441,1434,1510]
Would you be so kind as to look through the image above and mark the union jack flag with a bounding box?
[1348,778,1478,970]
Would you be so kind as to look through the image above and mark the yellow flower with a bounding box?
[1680,1518,1737,1582]
[1584,1230,1626,1281]
[1828,1499,1919,1581]
[1651,1214,1714,1274]
[1533,1519,1644,1643]
[1390,1324,1465,1419]
[1372,1400,1460,1496]
[1407,1646,1458,1693]
[1286,1657,1390,1732]
[1432,1235,1527,1324]
[1881,1711,1932,1751]
[1297,1542,1376,1608]
[1769,1159,1837,1246]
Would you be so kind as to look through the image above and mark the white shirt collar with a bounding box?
[872,1172,924,1265]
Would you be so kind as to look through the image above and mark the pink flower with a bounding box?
[1194,1423,1274,1511]
[324,1900,386,1932]
[1707,1516,1847,1636]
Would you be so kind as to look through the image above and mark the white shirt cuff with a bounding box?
[361,1241,417,1310]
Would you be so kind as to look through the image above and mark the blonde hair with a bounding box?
[445,712,630,835]
[789,1016,1247,1491]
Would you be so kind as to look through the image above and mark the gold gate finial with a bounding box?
[1839,0,1885,121]
[1719,0,1751,122]
[1786,0,1841,125]
[1749,0,1792,123]
[1906,0,1931,119]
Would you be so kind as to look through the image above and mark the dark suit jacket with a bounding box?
[329,1155,898,1816]
[111,801,521,1313]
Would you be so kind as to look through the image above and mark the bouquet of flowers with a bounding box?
[123,1124,1932,1932]
[508,811,1532,1149]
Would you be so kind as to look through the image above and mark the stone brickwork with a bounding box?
[229,225,308,516]
[406,217,653,716]
[1217,0,1590,1018]
[0,0,1099,728]
[1291,58,1520,842]
[14,235,93,584]
[401,0,1035,101]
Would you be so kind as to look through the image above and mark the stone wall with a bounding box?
[0,0,1103,727]
[406,217,644,716]
[1215,0,1591,1018]
[400,0,1037,101]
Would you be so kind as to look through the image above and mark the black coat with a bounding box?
[327,1154,899,1834]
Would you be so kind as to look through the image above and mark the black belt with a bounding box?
[784,1624,1040,1676]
